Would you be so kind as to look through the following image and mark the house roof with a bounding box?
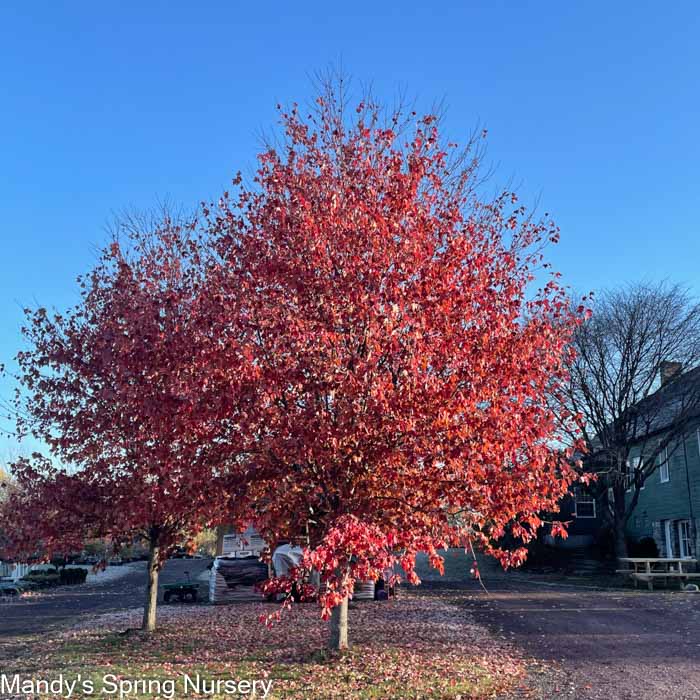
[589,365,700,454]
[631,365,700,437]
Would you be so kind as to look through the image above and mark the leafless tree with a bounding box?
[556,282,700,558]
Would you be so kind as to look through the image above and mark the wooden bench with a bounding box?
[618,558,699,591]
[631,572,700,591]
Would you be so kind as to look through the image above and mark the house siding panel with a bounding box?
[625,422,700,556]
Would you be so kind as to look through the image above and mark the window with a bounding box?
[658,447,670,483]
[624,458,634,492]
[678,520,692,558]
[663,519,692,558]
[626,456,644,491]
[574,494,596,518]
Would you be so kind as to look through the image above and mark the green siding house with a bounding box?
[625,425,700,558]
[546,365,700,559]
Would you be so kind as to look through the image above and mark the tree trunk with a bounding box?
[612,497,629,560]
[613,522,629,560]
[142,536,160,633]
[610,482,630,560]
[329,595,349,651]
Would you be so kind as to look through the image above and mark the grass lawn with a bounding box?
[1,590,528,699]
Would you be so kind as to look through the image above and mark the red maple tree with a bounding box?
[4,213,242,631]
[205,90,584,648]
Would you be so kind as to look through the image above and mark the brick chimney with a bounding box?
[660,360,683,385]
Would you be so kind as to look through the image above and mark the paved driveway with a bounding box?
[459,576,700,700]
[0,558,212,640]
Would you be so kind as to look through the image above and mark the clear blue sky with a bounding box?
[1,1,699,451]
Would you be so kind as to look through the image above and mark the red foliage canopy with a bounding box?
[205,94,584,617]
[2,216,238,564]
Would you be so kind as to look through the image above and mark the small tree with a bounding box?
[7,213,244,631]
[205,87,583,649]
[556,282,700,558]
[0,464,13,501]
[0,457,109,563]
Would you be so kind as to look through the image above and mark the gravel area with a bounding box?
[416,549,700,699]
[458,576,700,700]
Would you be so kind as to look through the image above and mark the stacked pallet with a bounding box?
[209,556,269,603]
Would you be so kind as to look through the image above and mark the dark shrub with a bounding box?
[593,527,616,560]
[59,567,88,585]
[628,536,659,558]
[22,572,60,588]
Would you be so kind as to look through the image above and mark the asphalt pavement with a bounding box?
[0,558,212,640]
